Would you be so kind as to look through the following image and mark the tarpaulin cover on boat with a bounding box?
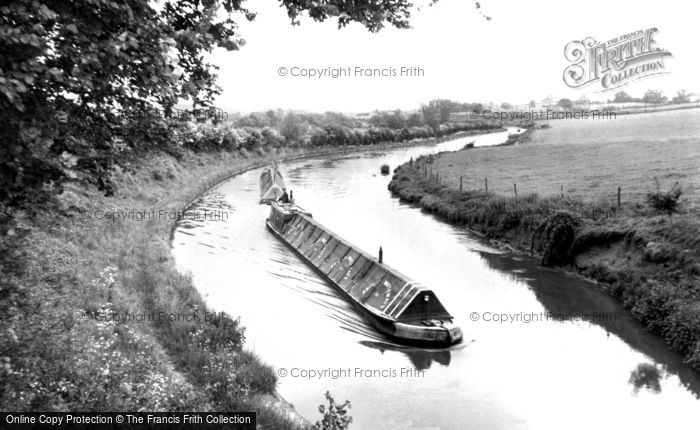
[260,165,286,202]
[272,205,452,322]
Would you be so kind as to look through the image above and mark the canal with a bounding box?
[172,129,700,430]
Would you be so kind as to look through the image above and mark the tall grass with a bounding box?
[0,149,313,427]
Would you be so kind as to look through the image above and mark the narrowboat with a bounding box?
[266,201,463,347]
[259,162,287,204]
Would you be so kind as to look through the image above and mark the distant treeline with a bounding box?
[185,99,497,150]
[231,99,486,134]
[177,116,500,153]
[2,96,498,210]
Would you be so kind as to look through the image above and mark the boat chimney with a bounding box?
[290,190,293,203]
[378,246,383,264]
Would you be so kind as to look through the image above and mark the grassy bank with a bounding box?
[388,155,700,371]
[0,148,308,427]
[0,130,483,426]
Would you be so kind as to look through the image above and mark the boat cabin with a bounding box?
[389,287,452,323]
[268,202,312,232]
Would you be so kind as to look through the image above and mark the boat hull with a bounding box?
[266,220,462,347]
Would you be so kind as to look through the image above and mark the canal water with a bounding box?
[172,129,700,430]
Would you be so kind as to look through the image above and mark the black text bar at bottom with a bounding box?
[2,412,256,429]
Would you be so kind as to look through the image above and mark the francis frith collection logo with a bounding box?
[563,28,672,91]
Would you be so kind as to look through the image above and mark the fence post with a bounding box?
[561,184,564,199]
[617,186,621,209]
[485,178,488,193]
[460,176,463,192]
[514,183,517,198]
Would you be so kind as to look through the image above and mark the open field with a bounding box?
[437,109,700,209]
[531,109,700,146]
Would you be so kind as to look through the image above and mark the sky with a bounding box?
[210,0,700,113]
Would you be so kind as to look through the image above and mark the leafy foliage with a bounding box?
[628,363,663,394]
[421,99,483,129]
[307,121,499,147]
[643,89,667,105]
[282,0,413,31]
[314,391,352,430]
[0,0,252,208]
[646,179,682,218]
[0,0,427,211]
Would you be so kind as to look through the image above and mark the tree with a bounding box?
[643,90,667,104]
[265,109,284,128]
[368,110,407,129]
[280,112,307,145]
[613,91,633,103]
[0,0,422,209]
[672,90,691,104]
[465,102,484,112]
[237,112,272,128]
[500,102,513,109]
[386,110,407,129]
[420,99,462,129]
[260,126,284,146]
[285,0,413,32]
[557,98,573,110]
[421,103,441,130]
[406,112,425,127]
[321,111,358,128]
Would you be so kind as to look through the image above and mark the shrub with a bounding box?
[628,363,662,394]
[646,178,682,218]
[380,164,390,175]
[315,391,352,430]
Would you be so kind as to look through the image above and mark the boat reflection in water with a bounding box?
[359,340,454,370]
[266,201,463,347]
